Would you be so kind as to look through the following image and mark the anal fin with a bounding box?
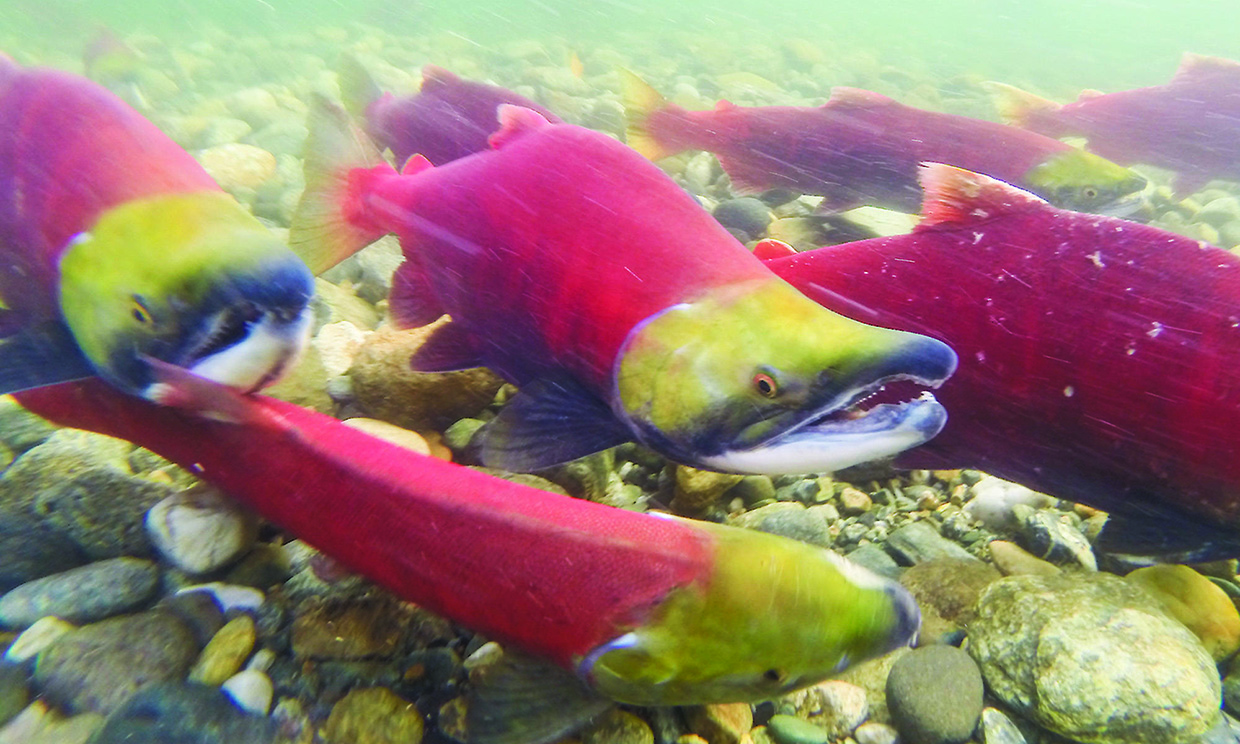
[409,319,485,371]
[468,649,613,744]
[0,321,95,395]
[476,376,633,472]
[389,254,446,329]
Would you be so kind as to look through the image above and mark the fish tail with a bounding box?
[984,81,1061,129]
[288,95,396,274]
[336,53,383,119]
[618,68,686,161]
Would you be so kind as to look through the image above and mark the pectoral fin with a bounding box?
[389,254,446,329]
[476,376,632,472]
[0,321,95,395]
[468,649,613,744]
[408,320,485,371]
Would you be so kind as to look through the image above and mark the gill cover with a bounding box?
[58,191,314,399]
[579,520,919,704]
[614,277,956,473]
[1022,148,1147,213]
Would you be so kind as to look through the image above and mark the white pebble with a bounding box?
[963,476,1055,531]
[463,641,504,673]
[176,582,265,613]
[4,616,75,663]
[313,321,368,377]
[146,487,257,574]
[854,721,900,744]
[245,648,276,673]
[222,669,274,715]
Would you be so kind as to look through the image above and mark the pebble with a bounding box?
[685,703,752,744]
[854,722,900,744]
[580,709,655,744]
[838,487,873,516]
[987,540,1061,577]
[0,557,159,628]
[1126,564,1240,661]
[190,614,257,685]
[291,597,415,660]
[886,644,983,744]
[33,610,199,714]
[790,680,869,737]
[157,590,226,647]
[1196,196,1240,227]
[221,669,273,715]
[146,487,259,574]
[963,477,1055,531]
[713,197,773,239]
[178,582,265,613]
[0,517,85,593]
[729,502,833,548]
[342,418,433,456]
[979,708,1027,744]
[4,616,74,663]
[0,662,28,727]
[885,522,977,565]
[968,572,1221,743]
[314,321,369,377]
[673,466,744,514]
[767,714,830,744]
[832,646,909,724]
[198,143,277,190]
[846,544,903,580]
[899,558,999,628]
[323,686,424,744]
[1014,506,1097,570]
[87,681,279,743]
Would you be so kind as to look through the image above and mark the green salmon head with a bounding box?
[613,277,956,474]
[578,519,919,705]
[1022,148,1147,213]
[58,192,315,400]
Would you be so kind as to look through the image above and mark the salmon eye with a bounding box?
[763,668,785,683]
[130,296,152,324]
[1082,186,1099,200]
[754,372,778,398]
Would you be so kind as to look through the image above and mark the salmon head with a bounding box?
[1020,148,1147,214]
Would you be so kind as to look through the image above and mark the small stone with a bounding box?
[987,540,1061,577]
[766,714,830,744]
[0,662,29,727]
[224,544,293,589]
[146,486,258,574]
[34,610,198,714]
[727,475,777,506]
[324,686,424,744]
[963,476,1054,531]
[846,544,902,580]
[5,616,75,663]
[979,708,1027,744]
[886,522,977,565]
[832,647,908,724]
[200,117,252,148]
[899,558,1000,627]
[0,516,85,592]
[854,722,900,744]
[673,466,744,514]
[713,197,773,238]
[794,680,868,737]
[437,696,468,742]
[1126,564,1240,661]
[886,645,983,744]
[462,641,503,676]
[342,418,432,456]
[291,597,415,660]
[157,590,226,647]
[839,487,873,516]
[314,321,369,377]
[685,703,752,744]
[198,143,277,190]
[729,502,833,548]
[178,582,265,613]
[1016,508,1096,570]
[221,669,273,715]
[0,557,159,628]
[581,708,655,744]
[88,682,279,743]
[1196,196,1240,227]
[190,615,257,685]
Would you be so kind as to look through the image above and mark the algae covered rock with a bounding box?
[1125,564,1240,662]
[968,572,1221,744]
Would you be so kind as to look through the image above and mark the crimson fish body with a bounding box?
[621,71,1145,214]
[15,379,920,744]
[766,163,1240,559]
[993,54,1240,194]
[341,59,562,167]
[292,102,956,474]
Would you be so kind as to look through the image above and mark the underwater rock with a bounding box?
[672,465,744,514]
[886,644,983,744]
[713,197,773,239]
[34,610,199,715]
[899,558,1000,629]
[962,476,1054,532]
[1196,196,1240,228]
[685,703,752,744]
[0,662,29,728]
[88,681,279,744]
[0,557,159,628]
[978,708,1027,744]
[323,686,424,744]
[5,616,74,663]
[846,544,902,580]
[342,418,432,456]
[0,397,58,455]
[315,321,369,378]
[0,515,86,592]
[728,501,833,548]
[830,647,909,725]
[198,143,277,191]
[886,522,977,565]
[190,614,257,686]
[221,669,273,715]
[786,679,868,738]
[838,486,873,516]
[766,714,831,744]
[264,341,335,415]
[1013,506,1097,571]
[146,486,259,575]
[1125,564,1240,662]
[853,722,900,744]
[579,709,654,744]
[347,324,504,433]
[968,572,1221,744]
[987,540,1061,577]
[319,236,404,307]
[290,596,415,660]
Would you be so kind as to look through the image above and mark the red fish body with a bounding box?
[995,54,1240,193]
[353,63,562,167]
[0,56,217,320]
[766,164,1240,558]
[622,73,1145,215]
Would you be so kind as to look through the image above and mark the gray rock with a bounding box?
[36,470,173,559]
[0,557,159,628]
[767,714,830,744]
[1015,507,1096,571]
[886,522,977,565]
[0,662,29,727]
[713,197,773,239]
[0,514,86,591]
[729,502,832,547]
[146,487,258,574]
[33,610,199,715]
[1196,196,1240,227]
[886,644,983,744]
[979,708,1027,744]
[968,572,1221,744]
[88,681,279,743]
[0,397,58,454]
[846,544,903,580]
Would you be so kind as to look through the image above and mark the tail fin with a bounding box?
[618,68,682,161]
[984,82,1061,128]
[289,95,396,275]
[337,53,384,119]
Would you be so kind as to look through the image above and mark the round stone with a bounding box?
[0,557,159,628]
[767,714,830,744]
[886,644,983,744]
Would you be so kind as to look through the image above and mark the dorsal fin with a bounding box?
[826,87,897,109]
[917,163,1048,229]
[1173,53,1240,84]
[420,64,461,93]
[488,105,552,149]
